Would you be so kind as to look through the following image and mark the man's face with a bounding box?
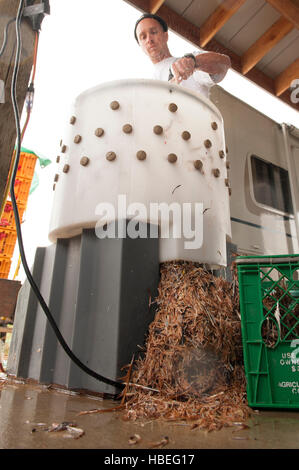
[136,18,169,63]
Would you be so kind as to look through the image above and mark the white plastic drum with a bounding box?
[49,79,231,267]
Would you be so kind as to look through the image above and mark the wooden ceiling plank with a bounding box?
[265,0,299,29]
[275,57,299,95]
[199,0,247,47]
[150,0,166,14]
[242,16,294,75]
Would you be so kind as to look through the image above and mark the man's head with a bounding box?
[134,14,171,64]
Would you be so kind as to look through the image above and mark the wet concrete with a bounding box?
[1,376,299,449]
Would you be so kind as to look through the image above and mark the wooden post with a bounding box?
[0,0,36,209]
[0,278,21,319]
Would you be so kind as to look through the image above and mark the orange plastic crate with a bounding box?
[11,177,32,204]
[17,151,37,180]
[0,229,17,258]
[0,256,12,279]
[0,201,25,230]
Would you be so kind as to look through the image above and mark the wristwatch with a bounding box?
[183,53,197,66]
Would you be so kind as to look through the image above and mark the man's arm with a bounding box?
[171,52,231,84]
[195,52,231,83]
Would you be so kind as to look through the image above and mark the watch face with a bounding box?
[184,54,196,64]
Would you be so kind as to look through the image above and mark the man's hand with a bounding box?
[171,57,196,84]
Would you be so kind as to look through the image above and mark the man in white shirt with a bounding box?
[134,13,231,99]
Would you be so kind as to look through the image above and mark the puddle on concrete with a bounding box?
[1,377,299,449]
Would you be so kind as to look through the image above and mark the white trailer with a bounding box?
[210,85,299,258]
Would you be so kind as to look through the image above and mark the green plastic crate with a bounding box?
[237,254,299,409]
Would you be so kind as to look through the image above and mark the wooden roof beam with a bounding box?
[149,0,166,14]
[241,16,294,75]
[265,0,299,29]
[199,0,247,47]
[275,57,299,96]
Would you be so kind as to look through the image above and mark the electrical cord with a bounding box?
[9,0,124,391]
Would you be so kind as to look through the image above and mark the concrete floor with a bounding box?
[1,375,299,450]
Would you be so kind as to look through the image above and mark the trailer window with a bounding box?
[251,155,293,214]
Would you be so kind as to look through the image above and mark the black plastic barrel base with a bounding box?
[7,223,160,395]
